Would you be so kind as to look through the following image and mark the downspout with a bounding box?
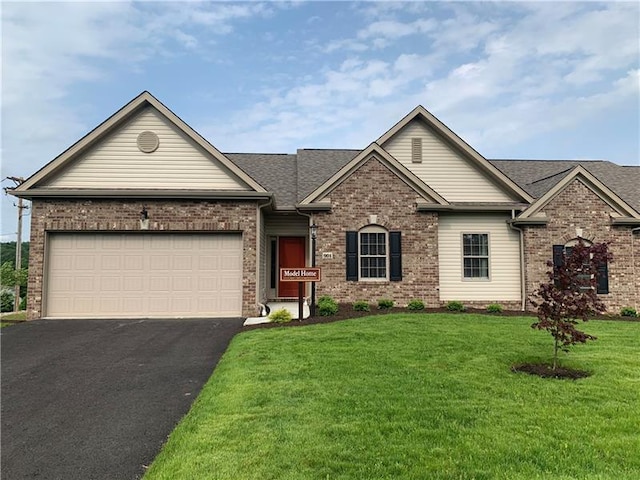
[256,196,274,316]
[633,227,640,311]
[508,209,527,311]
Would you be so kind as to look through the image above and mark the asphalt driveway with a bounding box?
[1,318,244,480]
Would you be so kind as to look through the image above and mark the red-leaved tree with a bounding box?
[530,240,612,370]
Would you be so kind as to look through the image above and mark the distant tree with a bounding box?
[530,240,612,370]
[0,261,27,299]
[0,242,29,269]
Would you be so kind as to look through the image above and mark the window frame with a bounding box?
[556,238,608,295]
[359,226,389,281]
[461,232,490,281]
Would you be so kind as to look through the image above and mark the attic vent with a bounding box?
[137,131,159,153]
[411,138,422,163]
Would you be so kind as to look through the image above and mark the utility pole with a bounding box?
[4,176,28,311]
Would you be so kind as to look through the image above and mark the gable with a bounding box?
[43,106,250,191]
[299,143,448,207]
[382,118,516,202]
[516,166,640,223]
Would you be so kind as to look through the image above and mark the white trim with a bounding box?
[461,232,491,281]
[358,225,389,281]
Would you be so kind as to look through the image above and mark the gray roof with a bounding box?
[226,150,640,214]
[226,149,359,208]
[225,153,298,208]
[489,160,640,212]
[296,149,360,201]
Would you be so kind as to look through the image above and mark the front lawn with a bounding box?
[145,314,640,480]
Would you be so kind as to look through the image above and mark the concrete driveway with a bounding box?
[1,318,244,480]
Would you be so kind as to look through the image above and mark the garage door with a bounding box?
[45,233,243,318]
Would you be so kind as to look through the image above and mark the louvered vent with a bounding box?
[137,131,160,153]
[411,138,422,163]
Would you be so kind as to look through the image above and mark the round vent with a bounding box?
[136,131,159,153]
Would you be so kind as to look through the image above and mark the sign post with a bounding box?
[279,268,322,320]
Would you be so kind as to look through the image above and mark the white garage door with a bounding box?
[45,233,243,318]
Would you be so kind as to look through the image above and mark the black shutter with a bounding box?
[596,260,609,294]
[346,231,358,281]
[552,245,564,287]
[389,231,402,281]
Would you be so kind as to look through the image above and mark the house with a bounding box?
[11,92,640,320]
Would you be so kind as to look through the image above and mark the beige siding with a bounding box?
[382,119,514,202]
[264,214,309,236]
[46,106,249,190]
[438,214,521,301]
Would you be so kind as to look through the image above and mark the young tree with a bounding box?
[530,240,612,370]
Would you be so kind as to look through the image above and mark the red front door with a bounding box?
[278,237,306,298]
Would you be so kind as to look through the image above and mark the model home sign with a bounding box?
[280,268,322,282]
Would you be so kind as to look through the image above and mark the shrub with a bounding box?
[446,300,465,312]
[407,299,425,311]
[19,296,26,311]
[486,303,503,314]
[353,300,370,312]
[317,296,338,316]
[620,307,638,318]
[1,291,14,313]
[269,308,293,323]
[377,298,394,310]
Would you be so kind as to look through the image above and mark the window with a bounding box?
[346,229,402,282]
[462,233,489,279]
[360,229,387,279]
[552,240,609,294]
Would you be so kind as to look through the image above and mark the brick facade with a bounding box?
[27,199,258,319]
[313,157,440,307]
[523,179,640,313]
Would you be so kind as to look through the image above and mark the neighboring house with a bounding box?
[11,92,640,320]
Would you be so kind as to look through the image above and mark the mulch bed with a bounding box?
[511,363,591,380]
[243,304,636,331]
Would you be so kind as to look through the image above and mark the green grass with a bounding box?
[145,314,640,480]
[0,311,26,325]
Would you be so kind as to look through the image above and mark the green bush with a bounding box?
[377,298,394,310]
[317,296,338,316]
[620,307,638,318]
[446,300,465,312]
[1,291,15,313]
[19,296,26,310]
[353,300,370,312]
[407,299,425,311]
[486,303,503,314]
[269,308,293,323]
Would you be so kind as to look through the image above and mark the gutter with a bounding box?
[612,218,640,226]
[10,188,274,200]
[417,203,528,213]
[508,209,527,311]
[507,218,548,226]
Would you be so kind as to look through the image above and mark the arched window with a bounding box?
[552,238,609,294]
[359,225,388,280]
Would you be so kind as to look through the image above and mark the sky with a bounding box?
[1,1,639,241]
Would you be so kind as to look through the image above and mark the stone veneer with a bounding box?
[313,156,440,307]
[27,199,258,319]
[523,179,640,313]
